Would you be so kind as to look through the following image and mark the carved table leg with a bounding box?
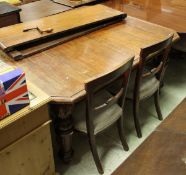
[53,104,74,163]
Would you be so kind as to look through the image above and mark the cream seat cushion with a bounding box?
[127,70,160,99]
[72,90,122,135]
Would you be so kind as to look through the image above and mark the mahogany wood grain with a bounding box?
[0,15,178,103]
[19,0,72,22]
[0,36,134,103]
[0,5,124,51]
[85,17,178,64]
[104,0,186,32]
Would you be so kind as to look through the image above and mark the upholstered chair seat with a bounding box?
[127,70,160,100]
[73,90,122,135]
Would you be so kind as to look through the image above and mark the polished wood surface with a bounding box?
[112,98,186,175]
[2,5,126,60]
[0,5,124,51]
[0,36,134,103]
[0,15,178,103]
[104,0,186,32]
[19,0,71,22]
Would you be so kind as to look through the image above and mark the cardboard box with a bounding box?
[0,68,29,119]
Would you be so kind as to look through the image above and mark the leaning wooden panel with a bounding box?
[0,122,55,175]
[0,4,125,52]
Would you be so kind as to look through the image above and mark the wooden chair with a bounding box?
[72,58,134,174]
[127,34,174,138]
[172,32,186,58]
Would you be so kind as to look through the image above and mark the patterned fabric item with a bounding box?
[0,68,29,119]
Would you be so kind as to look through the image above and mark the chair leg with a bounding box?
[117,117,129,151]
[133,99,142,138]
[88,133,104,174]
[154,90,163,120]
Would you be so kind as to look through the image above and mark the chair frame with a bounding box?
[133,34,174,138]
[84,58,134,174]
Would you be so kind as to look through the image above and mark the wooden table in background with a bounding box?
[19,0,72,22]
[0,1,21,28]
[104,0,186,32]
[0,5,179,162]
[112,98,186,175]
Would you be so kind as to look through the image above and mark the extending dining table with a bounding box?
[0,4,179,162]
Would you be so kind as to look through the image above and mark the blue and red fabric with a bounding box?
[0,68,30,119]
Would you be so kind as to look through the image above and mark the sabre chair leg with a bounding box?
[88,133,104,174]
[133,99,142,138]
[154,90,163,120]
[117,116,129,151]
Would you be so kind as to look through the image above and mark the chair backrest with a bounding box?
[177,32,186,38]
[134,34,174,98]
[85,57,134,132]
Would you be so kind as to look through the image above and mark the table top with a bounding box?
[0,14,178,103]
[112,98,186,175]
[19,0,72,22]
[0,13,178,103]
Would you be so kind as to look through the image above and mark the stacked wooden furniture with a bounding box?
[0,82,55,175]
[19,0,72,22]
[0,4,179,164]
[0,1,21,28]
[112,98,186,175]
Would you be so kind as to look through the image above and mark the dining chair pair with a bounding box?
[72,34,173,174]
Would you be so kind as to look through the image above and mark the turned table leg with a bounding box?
[54,104,74,163]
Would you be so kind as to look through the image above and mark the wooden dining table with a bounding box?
[104,0,186,32]
[0,5,179,162]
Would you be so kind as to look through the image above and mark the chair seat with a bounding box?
[127,70,160,100]
[72,90,122,135]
